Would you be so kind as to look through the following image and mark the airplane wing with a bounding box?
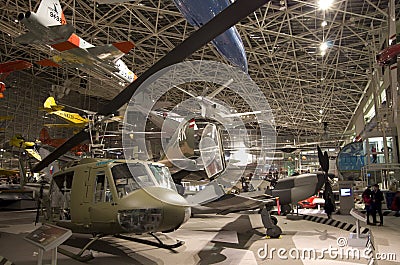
[196,193,274,215]
[44,123,85,128]
[37,59,61,67]
[0,60,32,74]
[86,41,135,62]
[186,181,274,214]
[0,116,13,121]
[15,32,43,45]
[0,168,19,176]
[38,50,119,73]
[15,24,74,45]
[25,149,42,161]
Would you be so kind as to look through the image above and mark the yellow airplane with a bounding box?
[0,168,18,176]
[9,134,42,161]
[42,97,89,128]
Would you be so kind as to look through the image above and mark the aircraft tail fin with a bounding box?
[9,134,24,148]
[38,147,60,181]
[39,127,51,143]
[43,96,64,111]
[37,0,67,26]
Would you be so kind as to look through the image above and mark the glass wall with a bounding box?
[366,137,394,164]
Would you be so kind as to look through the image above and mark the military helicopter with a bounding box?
[37,158,189,261]
[29,0,268,261]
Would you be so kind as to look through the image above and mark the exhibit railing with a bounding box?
[361,163,400,190]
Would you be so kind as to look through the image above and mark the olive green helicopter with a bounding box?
[37,158,189,261]
[29,0,270,261]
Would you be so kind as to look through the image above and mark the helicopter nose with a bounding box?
[160,201,191,233]
[117,187,190,234]
[153,187,191,232]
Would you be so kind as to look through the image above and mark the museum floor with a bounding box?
[0,209,399,264]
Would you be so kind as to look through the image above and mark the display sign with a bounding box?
[24,224,72,252]
[340,188,352,197]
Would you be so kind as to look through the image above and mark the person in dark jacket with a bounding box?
[362,186,372,224]
[371,184,384,225]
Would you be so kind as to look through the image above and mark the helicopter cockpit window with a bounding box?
[149,164,177,192]
[111,163,159,198]
[94,171,113,203]
[112,163,142,198]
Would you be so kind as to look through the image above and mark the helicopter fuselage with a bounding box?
[45,158,190,235]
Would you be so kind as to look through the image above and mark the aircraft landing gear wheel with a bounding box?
[281,205,292,215]
[271,216,278,225]
[267,225,282,239]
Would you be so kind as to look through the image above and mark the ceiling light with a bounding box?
[321,20,327,27]
[319,42,328,52]
[319,109,323,114]
[318,0,334,10]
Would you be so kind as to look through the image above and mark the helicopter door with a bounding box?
[89,169,116,226]
[70,167,91,225]
[50,171,74,221]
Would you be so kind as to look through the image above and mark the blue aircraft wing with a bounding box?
[173,0,248,73]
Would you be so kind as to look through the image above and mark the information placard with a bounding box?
[24,224,72,252]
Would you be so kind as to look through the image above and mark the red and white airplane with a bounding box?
[0,60,33,98]
[16,0,137,84]
[376,43,400,66]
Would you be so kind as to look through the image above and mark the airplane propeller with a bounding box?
[317,146,335,217]
[33,0,270,173]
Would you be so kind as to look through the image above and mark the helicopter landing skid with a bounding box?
[57,234,102,262]
[115,232,184,250]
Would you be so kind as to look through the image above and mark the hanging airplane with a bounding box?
[16,0,137,84]
[93,0,248,72]
[9,134,42,161]
[376,43,400,66]
[39,127,89,155]
[172,0,248,73]
[376,0,399,67]
[42,96,89,128]
[0,60,33,98]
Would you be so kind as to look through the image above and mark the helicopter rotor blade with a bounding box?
[33,130,90,172]
[33,0,269,173]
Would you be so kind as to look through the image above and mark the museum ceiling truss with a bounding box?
[0,0,399,144]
